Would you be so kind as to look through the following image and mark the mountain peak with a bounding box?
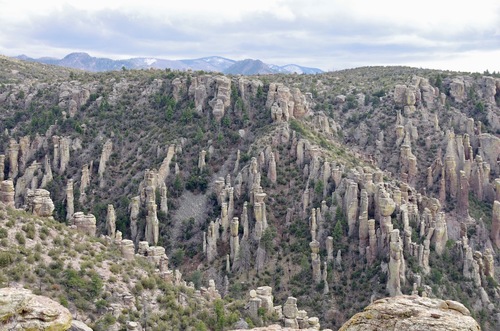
[14,52,324,74]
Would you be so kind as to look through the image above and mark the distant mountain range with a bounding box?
[15,52,323,75]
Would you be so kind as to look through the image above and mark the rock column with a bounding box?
[387,229,403,296]
[458,171,469,216]
[0,155,4,181]
[198,150,206,170]
[160,183,168,214]
[230,217,240,265]
[66,179,74,221]
[79,164,90,204]
[98,139,113,188]
[367,219,377,264]
[267,153,277,184]
[7,139,19,179]
[310,240,321,284]
[59,137,70,174]
[129,196,140,244]
[345,181,359,237]
[145,199,159,246]
[491,201,500,248]
[106,204,116,239]
[206,221,218,263]
[326,236,334,262]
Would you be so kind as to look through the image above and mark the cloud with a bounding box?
[0,0,499,71]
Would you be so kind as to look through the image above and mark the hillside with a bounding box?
[0,55,499,330]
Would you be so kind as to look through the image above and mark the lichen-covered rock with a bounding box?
[0,287,72,331]
[340,295,479,331]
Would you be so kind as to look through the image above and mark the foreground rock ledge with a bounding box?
[339,295,480,331]
[0,287,72,330]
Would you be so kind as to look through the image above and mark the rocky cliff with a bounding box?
[0,56,498,330]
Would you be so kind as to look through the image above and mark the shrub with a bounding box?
[0,251,13,267]
[15,232,26,245]
[22,223,36,239]
[0,228,8,238]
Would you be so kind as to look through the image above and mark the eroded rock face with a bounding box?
[0,287,72,331]
[339,295,480,331]
[267,83,311,121]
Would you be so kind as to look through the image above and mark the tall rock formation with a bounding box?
[40,155,53,188]
[198,150,207,171]
[267,152,277,184]
[387,230,404,296]
[98,139,113,188]
[106,204,116,239]
[66,179,74,221]
[129,196,140,244]
[145,199,159,246]
[0,154,4,181]
[491,200,500,248]
[79,164,90,204]
[160,182,168,214]
[7,139,19,179]
[59,136,70,174]
[310,240,321,284]
[209,76,231,121]
[230,217,240,266]
[344,180,359,237]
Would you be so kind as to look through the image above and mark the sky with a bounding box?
[0,0,499,72]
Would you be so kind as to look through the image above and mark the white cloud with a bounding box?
[0,0,499,71]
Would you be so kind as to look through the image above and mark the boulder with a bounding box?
[0,287,72,330]
[339,295,480,331]
[26,189,55,217]
[70,320,93,331]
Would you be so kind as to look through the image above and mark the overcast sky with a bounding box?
[1,0,499,72]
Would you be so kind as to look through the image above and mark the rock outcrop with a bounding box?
[25,189,55,217]
[0,287,72,331]
[339,295,480,331]
[71,212,97,236]
[0,179,15,208]
[267,83,312,121]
